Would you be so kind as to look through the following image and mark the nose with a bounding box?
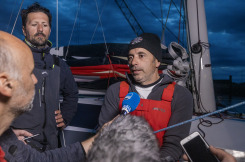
[37,24,43,32]
[32,74,38,84]
[130,57,138,66]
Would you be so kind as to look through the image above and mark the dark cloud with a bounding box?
[205,0,245,35]
[0,0,244,82]
[203,0,245,82]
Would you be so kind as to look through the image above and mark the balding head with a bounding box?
[0,31,33,79]
[0,31,37,135]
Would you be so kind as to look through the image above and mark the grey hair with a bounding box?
[0,39,20,79]
[87,115,160,162]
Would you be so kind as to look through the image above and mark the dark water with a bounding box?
[216,96,245,114]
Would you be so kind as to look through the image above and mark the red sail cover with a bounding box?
[71,64,163,79]
[71,64,131,79]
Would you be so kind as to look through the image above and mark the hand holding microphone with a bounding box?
[121,92,140,116]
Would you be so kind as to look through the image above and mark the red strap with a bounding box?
[161,82,176,101]
[119,81,129,111]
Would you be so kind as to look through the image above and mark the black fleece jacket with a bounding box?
[27,40,78,125]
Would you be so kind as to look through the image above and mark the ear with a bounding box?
[0,73,13,97]
[22,26,26,37]
[155,60,161,68]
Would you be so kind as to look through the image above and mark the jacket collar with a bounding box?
[24,39,52,54]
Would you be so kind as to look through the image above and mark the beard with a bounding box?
[19,94,34,113]
[11,89,35,118]
[26,31,49,48]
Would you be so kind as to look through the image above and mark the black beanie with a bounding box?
[128,33,162,62]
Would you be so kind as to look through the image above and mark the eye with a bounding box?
[128,56,133,61]
[43,24,48,27]
[139,54,144,58]
[31,24,37,26]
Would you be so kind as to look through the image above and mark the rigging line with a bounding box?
[162,0,172,36]
[56,0,67,148]
[160,0,165,43]
[137,0,168,32]
[90,0,108,44]
[11,0,24,35]
[154,101,245,133]
[65,0,83,59]
[172,0,187,39]
[138,0,161,22]
[195,0,201,42]
[138,0,183,45]
[178,0,183,44]
[171,0,184,19]
[160,0,164,30]
[7,0,17,31]
[94,0,109,55]
[182,9,186,47]
[56,0,58,56]
[75,3,81,45]
[115,0,144,36]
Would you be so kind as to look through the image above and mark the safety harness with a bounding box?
[119,81,176,146]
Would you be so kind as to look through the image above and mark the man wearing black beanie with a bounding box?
[99,33,193,162]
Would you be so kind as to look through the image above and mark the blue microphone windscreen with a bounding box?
[122,92,140,112]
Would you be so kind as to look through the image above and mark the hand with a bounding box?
[12,129,33,144]
[209,146,236,162]
[55,110,66,129]
[81,116,119,154]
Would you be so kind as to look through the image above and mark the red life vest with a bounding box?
[119,81,176,146]
[0,146,6,162]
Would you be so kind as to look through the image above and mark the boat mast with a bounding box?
[184,0,216,113]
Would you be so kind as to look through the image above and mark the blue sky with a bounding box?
[0,0,245,83]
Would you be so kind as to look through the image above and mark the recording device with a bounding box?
[180,132,220,162]
[121,92,140,116]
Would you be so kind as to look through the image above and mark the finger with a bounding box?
[17,136,28,144]
[19,138,27,144]
[210,146,224,160]
[104,115,119,127]
[12,129,33,137]
[56,118,64,123]
[20,130,33,137]
[57,122,65,128]
[18,136,25,140]
[55,110,61,114]
[182,154,189,161]
[55,114,62,119]
[22,141,27,145]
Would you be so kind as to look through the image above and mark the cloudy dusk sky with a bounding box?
[0,0,245,83]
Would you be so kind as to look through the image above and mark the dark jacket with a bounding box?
[99,74,193,161]
[0,129,85,162]
[11,40,78,150]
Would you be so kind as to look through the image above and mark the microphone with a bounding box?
[121,92,140,116]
